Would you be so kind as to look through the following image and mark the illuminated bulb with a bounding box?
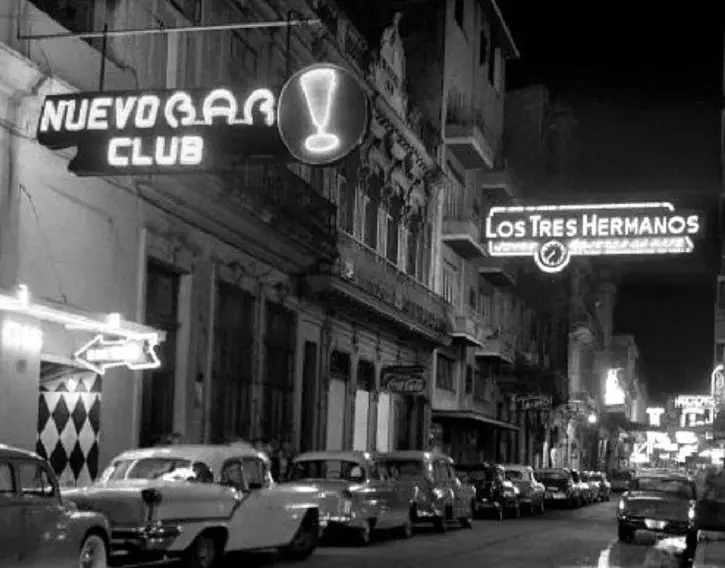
[300,68,340,154]
[588,414,597,424]
[107,313,121,328]
[17,284,29,306]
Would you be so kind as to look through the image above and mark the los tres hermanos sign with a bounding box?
[485,202,702,274]
[35,63,369,175]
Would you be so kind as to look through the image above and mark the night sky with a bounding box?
[498,1,723,399]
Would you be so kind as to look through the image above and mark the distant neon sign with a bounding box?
[486,202,701,273]
[646,407,665,427]
[604,368,626,406]
[674,394,714,409]
[36,63,368,175]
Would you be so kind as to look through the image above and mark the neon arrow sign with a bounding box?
[74,334,161,375]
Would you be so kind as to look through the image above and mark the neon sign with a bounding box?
[74,334,160,375]
[674,394,714,409]
[278,63,368,166]
[36,63,369,175]
[485,202,701,273]
[604,368,626,406]
[646,407,665,427]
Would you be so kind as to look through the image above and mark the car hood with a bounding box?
[64,481,238,527]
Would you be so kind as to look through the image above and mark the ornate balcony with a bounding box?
[304,232,450,344]
[475,329,515,364]
[478,257,518,289]
[222,163,338,259]
[449,306,491,347]
[445,89,502,170]
[441,211,486,259]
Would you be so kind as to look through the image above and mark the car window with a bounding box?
[631,477,695,499]
[191,462,214,484]
[370,462,387,481]
[288,459,366,482]
[383,459,423,480]
[505,469,524,481]
[18,462,55,499]
[241,457,266,489]
[220,460,246,490]
[0,462,15,498]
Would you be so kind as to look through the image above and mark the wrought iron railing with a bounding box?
[231,163,337,254]
[337,232,449,333]
[446,88,503,155]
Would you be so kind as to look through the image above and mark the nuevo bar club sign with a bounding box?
[35,63,368,175]
[485,202,701,274]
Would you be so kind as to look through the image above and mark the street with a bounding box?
[298,500,693,568]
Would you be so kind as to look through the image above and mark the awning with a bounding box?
[432,409,520,431]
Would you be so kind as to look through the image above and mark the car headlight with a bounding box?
[688,506,696,520]
[618,499,626,511]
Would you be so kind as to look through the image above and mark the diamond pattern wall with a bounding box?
[36,372,101,487]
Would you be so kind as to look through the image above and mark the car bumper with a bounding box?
[111,524,184,554]
[320,513,369,534]
[618,514,695,536]
[544,492,571,502]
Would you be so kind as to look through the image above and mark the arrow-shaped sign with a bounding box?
[74,334,161,375]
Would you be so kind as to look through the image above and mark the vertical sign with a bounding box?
[712,364,725,439]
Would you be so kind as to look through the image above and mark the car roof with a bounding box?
[634,471,690,480]
[112,443,270,473]
[383,451,450,461]
[0,444,43,461]
[501,464,531,471]
[294,450,380,463]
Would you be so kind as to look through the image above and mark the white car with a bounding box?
[63,443,321,567]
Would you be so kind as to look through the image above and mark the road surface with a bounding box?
[297,500,695,568]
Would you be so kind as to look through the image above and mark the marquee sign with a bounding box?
[674,394,714,409]
[486,202,701,274]
[36,63,368,176]
[74,334,160,375]
[381,364,427,396]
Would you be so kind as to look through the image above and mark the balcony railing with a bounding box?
[336,232,449,335]
[441,210,486,259]
[445,89,503,168]
[475,329,515,364]
[450,305,491,346]
[479,257,517,288]
[227,164,337,256]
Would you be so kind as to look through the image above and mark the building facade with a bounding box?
[0,0,459,487]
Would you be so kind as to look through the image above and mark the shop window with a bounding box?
[211,283,255,443]
[436,355,456,392]
[262,302,297,444]
[141,259,180,448]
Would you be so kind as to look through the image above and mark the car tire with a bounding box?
[399,518,414,539]
[79,533,108,568]
[459,501,474,528]
[356,521,373,546]
[685,531,698,555]
[618,524,634,543]
[281,511,319,561]
[185,532,220,568]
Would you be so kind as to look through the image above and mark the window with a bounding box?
[474,360,490,402]
[363,172,382,249]
[220,460,245,489]
[18,462,55,499]
[211,283,255,443]
[479,28,489,66]
[442,262,458,304]
[487,34,497,85]
[262,302,297,443]
[718,278,725,310]
[288,460,366,482]
[716,343,725,364]
[407,224,419,277]
[385,197,402,263]
[468,287,477,310]
[465,365,474,394]
[454,0,464,30]
[0,462,15,498]
[338,176,355,234]
[436,355,456,392]
[357,359,374,391]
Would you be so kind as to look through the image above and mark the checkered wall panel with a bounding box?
[36,372,102,487]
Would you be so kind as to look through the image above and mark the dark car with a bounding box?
[617,472,698,553]
[589,471,612,502]
[456,463,520,519]
[611,469,633,492]
[537,468,583,508]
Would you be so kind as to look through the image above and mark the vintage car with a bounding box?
[617,471,698,552]
[503,464,545,515]
[580,471,602,502]
[537,468,584,508]
[63,444,321,567]
[0,443,110,568]
[611,469,634,492]
[456,462,520,519]
[286,450,413,545]
[380,451,475,530]
[571,469,593,504]
[589,471,612,501]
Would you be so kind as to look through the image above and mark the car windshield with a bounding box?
[100,457,214,483]
[613,470,633,480]
[630,477,694,499]
[537,470,568,481]
[456,467,494,483]
[591,474,603,481]
[288,460,366,482]
[505,470,524,481]
[382,460,424,480]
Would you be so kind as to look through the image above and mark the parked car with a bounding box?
[537,468,583,508]
[64,443,321,567]
[286,450,413,545]
[571,469,593,504]
[611,469,634,492]
[617,471,698,554]
[0,443,110,568]
[590,471,612,501]
[502,464,545,515]
[456,462,521,519]
[580,471,602,502]
[381,451,475,531]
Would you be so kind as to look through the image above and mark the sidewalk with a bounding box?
[694,531,725,567]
